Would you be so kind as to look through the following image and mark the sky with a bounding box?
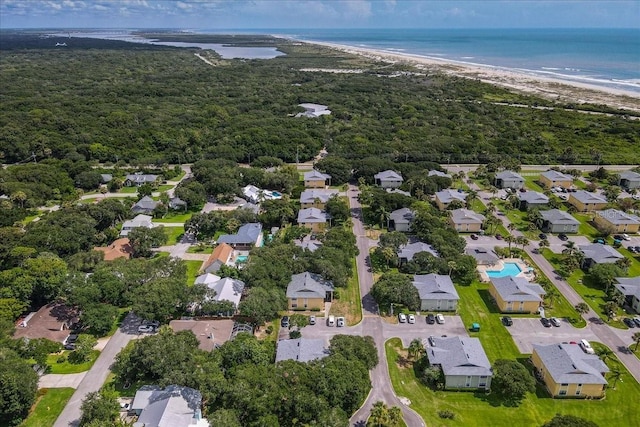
[1,0,639,29]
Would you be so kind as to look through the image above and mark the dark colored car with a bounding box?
[470,234,479,240]
[540,317,552,327]
[501,316,513,326]
[633,317,640,327]
[635,246,640,252]
[613,235,623,241]
[496,234,503,240]
[539,233,547,240]
[426,314,436,324]
[623,318,636,328]
[64,333,78,350]
[280,316,290,328]
[628,246,636,253]
[558,234,568,241]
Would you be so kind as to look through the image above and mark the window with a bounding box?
[561,383,569,386]
[559,390,567,396]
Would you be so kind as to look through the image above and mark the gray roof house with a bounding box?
[435,189,467,210]
[100,173,113,183]
[495,170,524,189]
[619,170,640,190]
[374,170,403,189]
[295,103,331,118]
[169,197,187,210]
[578,243,624,268]
[449,208,485,232]
[125,173,159,187]
[386,188,411,197]
[539,209,580,233]
[297,207,330,229]
[303,170,331,186]
[300,189,339,206]
[131,385,210,427]
[389,207,415,232]
[540,170,574,188]
[428,170,452,179]
[217,223,263,250]
[614,277,640,314]
[517,191,549,210]
[489,276,546,313]
[131,196,159,215]
[595,209,640,231]
[397,242,439,264]
[275,338,329,363]
[426,336,492,390]
[533,343,609,397]
[286,272,334,308]
[120,214,155,237]
[205,277,245,309]
[465,247,499,266]
[569,190,608,211]
[412,274,459,311]
[294,238,323,253]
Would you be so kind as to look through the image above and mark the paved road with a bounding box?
[346,184,425,427]
[53,313,141,427]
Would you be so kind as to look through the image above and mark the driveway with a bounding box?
[507,318,599,353]
[39,373,86,389]
[381,315,468,347]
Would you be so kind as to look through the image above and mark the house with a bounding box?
[13,303,79,344]
[495,171,524,189]
[539,209,580,233]
[435,189,467,210]
[614,277,640,313]
[517,191,549,210]
[539,170,573,189]
[275,338,329,363]
[300,189,339,209]
[124,173,159,187]
[201,243,234,274]
[100,173,113,184]
[120,214,155,237]
[286,272,334,310]
[297,207,330,233]
[303,170,331,188]
[594,209,640,233]
[425,336,492,390]
[618,170,640,191]
[397,242,439,265]
[488,276,546,313]
[131,196,159,215]
[578,243,624,268]
[242,185,282,204]
[412,274,459,311]
[389,207,415,232]
[449,208,485,232]
[568,191,608,212]
[532,343,609,398]
[295,103,331,118]
[428,170,452,179]
[131,385,210,427]
[294,237,323,253]
[169,319,234,351]
[203,277,245,309]
[218,223,263,250]
[386,188,411,196]
[93,238,133,261]
[374,170,403,189]
[169,197,187,210]
[465,247,499,266]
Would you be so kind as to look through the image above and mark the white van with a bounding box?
[580,339,594,354]
[327,315,335,327]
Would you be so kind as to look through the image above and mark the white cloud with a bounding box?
[176,1,192,11]
[92,4,108,10]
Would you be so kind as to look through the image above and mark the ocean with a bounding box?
[257,28,640,94]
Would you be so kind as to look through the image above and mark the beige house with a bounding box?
[449,208,484,232]
[532,343,608,398]
[374,170,403,189]
[286,272,334,310]
[539,170,573,189]
[303,170,331,188]
[297,207,330,233]
[594,209,640,233]
[568,191,608,212]
[426,336,492,390]
[488,276,545,313]
[299,189,339,209]
[435,189,467,210]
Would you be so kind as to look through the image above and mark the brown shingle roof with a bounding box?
[201,243,234,272]
[94,238,133,261]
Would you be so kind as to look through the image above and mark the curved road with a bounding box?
[347,184,425,427]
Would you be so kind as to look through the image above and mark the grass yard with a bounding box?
[22,213,40,225]
[46,350,100,374]
[186,244,214,254]
[119,187,138,194]
[103,371,145,398]
[20,388,75,427]
[572,212,601,239]
[329,258,362,326]
[153,211,193,223]
[522,174,545,193]
[386,338,640,427]
[156,184,174,192]
[164,227,184,245]
[185,260,204,286]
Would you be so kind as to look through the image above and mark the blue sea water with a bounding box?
[259,28,640,93]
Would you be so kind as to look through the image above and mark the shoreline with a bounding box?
[294,38,640,112]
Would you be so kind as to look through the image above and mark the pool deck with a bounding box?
[477,258,533,282]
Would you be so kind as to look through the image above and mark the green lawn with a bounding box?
[153,211,193,223]
[573,213,600,239]
[386,338,640,427]
[616,246,640,276]
[330,258,362,325]
[103,371,145,398]
[119,187,138,193]
[185,260,204,286]
[186,244,214,254]
[164,227,184,245]
[20,388,75,427]
[522,174,545,193]
[156,184,174,192]
[22,214,40,225]
[46,350,100,374]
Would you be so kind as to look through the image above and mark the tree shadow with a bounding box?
[477,289,502,314]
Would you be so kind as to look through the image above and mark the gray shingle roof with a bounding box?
[132,385,205,427]
[571,190,607,204]
[517,191,549,204]
[126,173,159,184]
[275,338,329,363]
[300,189,339,204]
[426,336,492,377]
[597,209,640,225]
[297,207,330,224]
[286,272,334,299]
[398,242,439,261]
[100,173,113,183]
[533,343,609,385]
[450,208,485,224]
[490,276,546,302]
[206,277,245,308]
[304,170,331,181]
[428,170,451,178]
[541,170,573,182]
[496,170,524,181]
[413,274,459,301]
[389,207,415,224]
[614,277,640,300]
[133,196,159,211]
[578,243,624,264]
[294,239,323,252]
[385,188,411,196]
[619,170,640,180]
[374,170,403,181]
[218,223,262,245]
[465,247,499,264]
[540,209,580,225]
[436,189,467,204]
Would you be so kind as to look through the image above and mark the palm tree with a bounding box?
[544,287,560,309]
[408,338,425,360]
[505,235,516,258]
[603,301,618,320]
[633,332,640,352]
[575,302,590,315]
[562,241,577,256]
[507,222,517,233]
[10,191,27,208]
[608,367,622,389]
[368,401,387,427]
[447,261,457,277]
[516,236,529,251]
[615,257,632,273]
[484,201,496,215]
[538,239,550,251]
[596,346,613,364]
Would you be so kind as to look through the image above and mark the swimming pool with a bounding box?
[236,255,249,263]
[272,191,282,197]
[486,262,522,278]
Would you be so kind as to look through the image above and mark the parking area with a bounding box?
[547,235,591,253]
[381,314,468,347]
[293,319,364,344]
[506,317,599,353]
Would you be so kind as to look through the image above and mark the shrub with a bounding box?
[438,410,455,420]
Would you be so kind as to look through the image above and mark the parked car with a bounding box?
[635,246,640,252]
[426,314,436,324]
[550,317,561,327]
[408,314,416,324]
[470,234,479,240]
[501,316,513,326]
[436,313,445,324]
[327,315,335,326]
[613,235,624,241]
[496,234,503,240]
[398,313,407,323]
[64,333,78,350]
[336,317,345,327]
[622,233,631,241]
[540,317,552,327]
[580,339,595,354]
[280,316,290,328]
[593,238,605,244]
[629,246,637,253]
[623,317,636,328]
[633,317,640,327]
[558,233,568,241]
[539,233,547,240]
[309,315,316,326]
[137,325,155,333]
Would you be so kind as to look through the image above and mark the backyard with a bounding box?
[19,388,75,427]
[45,349,100,374]
[329,258,362,325]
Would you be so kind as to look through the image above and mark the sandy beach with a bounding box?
[302,40,640,113]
